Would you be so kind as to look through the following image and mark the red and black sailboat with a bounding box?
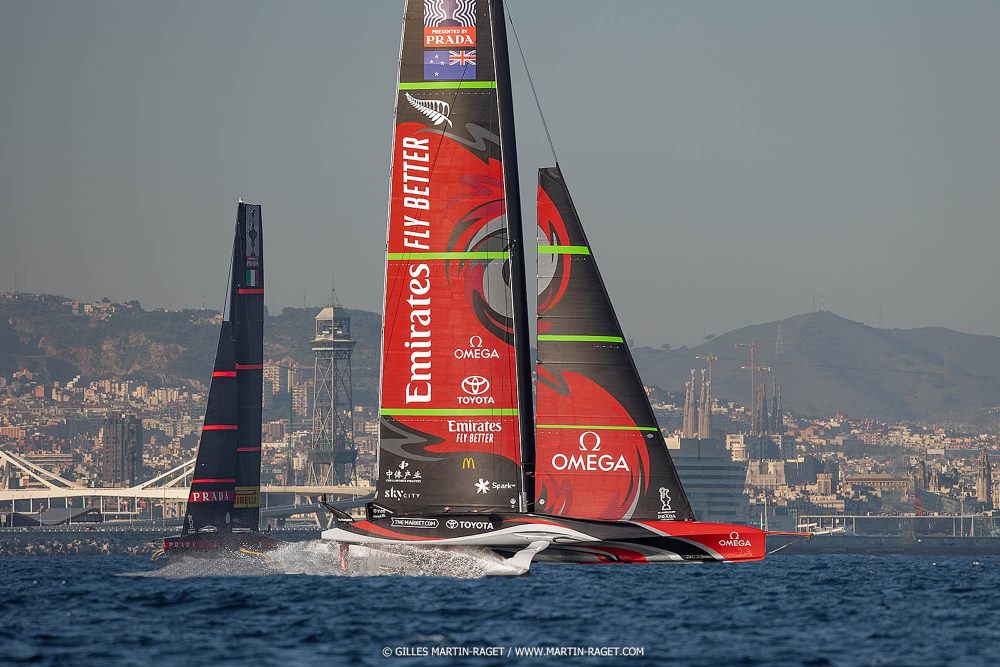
[161,202,279,556]
[323,0,777,572]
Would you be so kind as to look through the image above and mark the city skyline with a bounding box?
[3,1,1000,346]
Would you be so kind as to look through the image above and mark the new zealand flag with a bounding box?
[424,49,476,81]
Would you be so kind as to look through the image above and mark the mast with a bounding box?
[490,0,536,510]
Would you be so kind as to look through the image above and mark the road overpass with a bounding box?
[0,448,372,526]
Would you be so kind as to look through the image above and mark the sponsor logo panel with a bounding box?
[444,519,495,531]
[384,460,423,484]
[244,205,260,268]
[384,487,422,501]
[719,531,752,548]
[534,406,649,518]
[453,336,500,360]
[233,486,259,509]
[422,0,476,76]
[423,27,476,48]
[458,375,494,405]
[657,486,676,520]
[390,517,439,529]
[473,477,516,495]
[378,415,521,459]
[423,0,476,48]
[165,540,219,549]
[449,419,501,444]
[188,490,235,503]
[550,431,630,473]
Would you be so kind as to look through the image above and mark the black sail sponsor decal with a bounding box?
[182,321,238,534]
[231,202,264,529]
[374,0,533,516]
[535,166,695,521]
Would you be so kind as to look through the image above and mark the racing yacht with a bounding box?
[159,202,280,557]
[323,0,785,573]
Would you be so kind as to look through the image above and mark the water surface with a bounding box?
[1,548,996,666]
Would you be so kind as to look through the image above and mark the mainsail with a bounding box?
[182,322,238,534]
[375,0,533,515]
[231,202,264,530]
[535,166,695,521]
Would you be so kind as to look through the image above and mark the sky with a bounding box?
[1,0,999,347]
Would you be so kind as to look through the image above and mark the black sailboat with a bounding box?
[161,202,280,555]
[322,0,790,573]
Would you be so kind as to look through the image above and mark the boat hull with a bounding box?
[322,513,765,564]
[161,531,284,557]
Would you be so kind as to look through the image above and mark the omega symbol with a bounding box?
[578,431,602,452]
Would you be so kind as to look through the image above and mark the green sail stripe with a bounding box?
[399,81,497,90]
[536,424,659,432]
[537,334,625,343]
[538,245,590,255]
[387,251,509,260]
[381,408,519,416]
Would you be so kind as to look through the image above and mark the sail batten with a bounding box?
[535,166,695,522]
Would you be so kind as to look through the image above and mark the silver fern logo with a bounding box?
[405,93,453,127]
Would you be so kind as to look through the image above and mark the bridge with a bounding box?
[0,448,372,526]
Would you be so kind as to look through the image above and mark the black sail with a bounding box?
[535,166,695,522]
[182,322,238,534]
[230,202,264,530]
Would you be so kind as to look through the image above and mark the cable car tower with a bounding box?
[307,281,357,485]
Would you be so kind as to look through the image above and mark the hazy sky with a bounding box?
[2,1,999,346]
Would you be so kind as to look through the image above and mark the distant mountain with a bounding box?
[632,311,1000,422]
[4,295,999,422]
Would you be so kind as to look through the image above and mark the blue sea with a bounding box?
[1,549,998,666]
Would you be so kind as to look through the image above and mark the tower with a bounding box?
[697,369,713,439]
[774,323,784,356]
[771,382,782,435]
[736,338,758,436]
[976,449,993,509]
[695,354,717,440]
[307,285,357,485]
[759,370,768,436]
[100,412,143,487]
[682,369,697,438]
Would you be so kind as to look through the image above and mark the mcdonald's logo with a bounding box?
[461,457,476,470]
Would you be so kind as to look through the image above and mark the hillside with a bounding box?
[4,295,999,422]
[633,311,1000,422]
[0,294,380,405]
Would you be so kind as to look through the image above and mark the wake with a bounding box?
[133,540,513,578]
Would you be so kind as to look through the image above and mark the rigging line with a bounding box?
[504,0,558,166]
